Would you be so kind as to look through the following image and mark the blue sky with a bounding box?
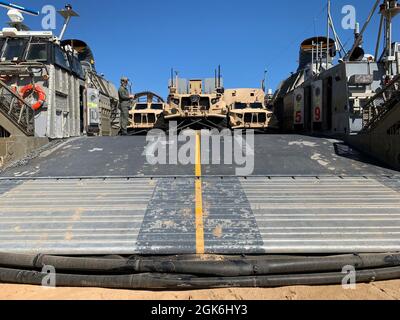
[2,0,399,96]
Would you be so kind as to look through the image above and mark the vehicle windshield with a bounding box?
[135,104,148,110]
[200,97,210,108]
[233,103,247,110]
[2,39,28,61]
[250,103,263,109]
[26,43,48,61]
[181,97,210,109]
[151,104,163,110]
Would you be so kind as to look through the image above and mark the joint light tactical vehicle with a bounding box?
[164,68,228,129]
[224,88,278,130]
[129,91,165,131]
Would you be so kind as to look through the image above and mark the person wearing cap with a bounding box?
[118,77,134,136]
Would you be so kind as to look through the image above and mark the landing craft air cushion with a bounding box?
[0,4,119,140]
[0,0,400,291]
[272,0,400,169]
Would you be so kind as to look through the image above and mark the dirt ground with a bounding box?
[1,281,400,300]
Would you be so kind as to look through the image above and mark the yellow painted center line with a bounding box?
[195,131,202,178]
[195,131,205,254]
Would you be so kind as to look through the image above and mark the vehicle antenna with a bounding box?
[58,4,79,41]
[0,1,39,31]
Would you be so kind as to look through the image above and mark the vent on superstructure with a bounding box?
[0,126,11,138]
[388,121,400,136]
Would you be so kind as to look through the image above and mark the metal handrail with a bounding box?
[362,75,400,132]
[0,79,35,136]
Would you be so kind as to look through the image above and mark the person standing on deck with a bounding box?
[118,77,134,136]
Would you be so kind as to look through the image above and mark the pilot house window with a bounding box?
[70,56,85,79]
[26,43,48,61]
[54,46,70,70]
[2,39,28,61]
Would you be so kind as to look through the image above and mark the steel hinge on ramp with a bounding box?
[0,175,399,255]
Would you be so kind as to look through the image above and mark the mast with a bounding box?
[262,69,267,92]
[346,0,381,61]
[175,70,179,93]
[375,0,400,75]
[326,0,331,68]
[383,0,400,75]
[218,65,221,88]
[375,12,384,60]
[328,5,346,57]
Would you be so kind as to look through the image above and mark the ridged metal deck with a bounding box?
[0,175,399,255]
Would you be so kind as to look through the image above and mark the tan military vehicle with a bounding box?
[224,88,277,130]
[129,91,165,131]
[164,77,228,128]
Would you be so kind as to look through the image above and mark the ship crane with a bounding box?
[345,0,399,76]
[376,0,400,76]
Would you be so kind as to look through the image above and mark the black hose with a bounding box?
[1,252,400,277]
[1,266,400,290]
[134,253,400,276]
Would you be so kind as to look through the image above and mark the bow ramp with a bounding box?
[0,135,399,255]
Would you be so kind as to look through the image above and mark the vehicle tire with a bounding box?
[154,113,167,131]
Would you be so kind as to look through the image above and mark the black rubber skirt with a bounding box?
[0,253,399,290]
